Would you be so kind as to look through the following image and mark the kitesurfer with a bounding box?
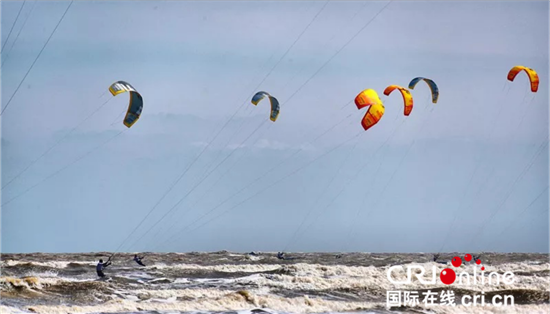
[133,255,146,266]
[433,254,447,264]
[277,252,285,260]
[96,258,112,278]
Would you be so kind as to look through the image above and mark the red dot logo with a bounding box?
[440,268,456,285]
[464,254,472,262]
[451,256,462,267]
[471,255,483,270]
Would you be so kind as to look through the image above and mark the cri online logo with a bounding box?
[387,253,515,286]
[441,253,483,285]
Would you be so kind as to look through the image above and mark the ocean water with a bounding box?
[1,252,548,314]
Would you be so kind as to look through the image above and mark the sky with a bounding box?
[1,1,548,254]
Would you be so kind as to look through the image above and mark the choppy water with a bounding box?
[1,252,549,314]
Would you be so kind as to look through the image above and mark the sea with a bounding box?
[1,252,548,314]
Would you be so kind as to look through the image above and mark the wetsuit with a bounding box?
[133,256,146,266]
[96,261,111,277]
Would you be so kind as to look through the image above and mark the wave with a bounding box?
[1,292,549,314]
[1,253,548,314]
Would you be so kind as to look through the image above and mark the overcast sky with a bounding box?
[1,1,548,254]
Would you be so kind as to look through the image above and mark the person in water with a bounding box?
[277,252,285,260]
[133,255,146,266]
[432,254,446,264]
[96,259,112,278]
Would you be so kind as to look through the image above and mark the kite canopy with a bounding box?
[408,77,439,103]
[383,85,414,116]
[251,91,280,122]
[507,66,539,93]
[109,81,144,128]
[354,89,385,131]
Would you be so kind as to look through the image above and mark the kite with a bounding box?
[251,91,280,122]
[109,81,144,128]
[507,66,539,93]
[408,77,439,103]
[383,85,414,116]
[354,89,385,131]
